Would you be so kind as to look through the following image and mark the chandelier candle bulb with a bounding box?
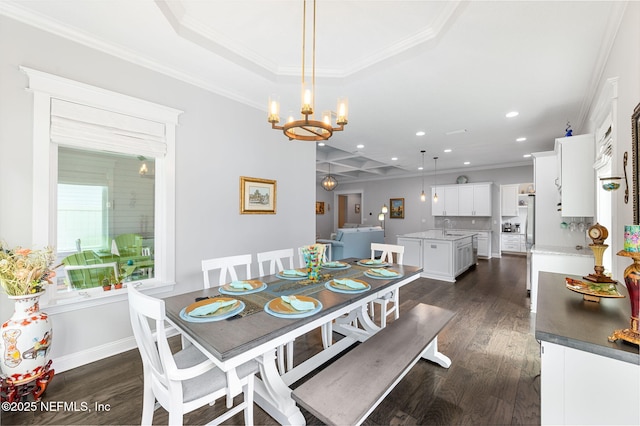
[302,88,313,114]
[322,111,331,126]
[337,98,348,125]
[268,97,280,123]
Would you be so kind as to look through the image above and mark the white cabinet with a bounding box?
[454,237,473,276]
[476,231,491,258]
[555,134,595,217]
[397,237,422,269]
[431,186,458,216]
[458,183,492,216]
[501,233,524,253]
[433,183,492,217]
[422,240,453,279]
[500,184,519,217]
[541,342,639,425]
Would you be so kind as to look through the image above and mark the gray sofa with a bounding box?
[317,226,384,260]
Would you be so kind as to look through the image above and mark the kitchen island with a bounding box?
[536,271,639,425]
[398,230,477,282]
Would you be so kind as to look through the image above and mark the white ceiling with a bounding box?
[0,0,626,184]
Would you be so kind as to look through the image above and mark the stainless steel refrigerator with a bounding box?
[525,194,535,296]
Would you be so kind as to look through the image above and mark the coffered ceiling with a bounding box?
[0,0,627,184]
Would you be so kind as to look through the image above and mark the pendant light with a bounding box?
[420,150,426,202]
[321,163,338,191]
[433,156,439,202]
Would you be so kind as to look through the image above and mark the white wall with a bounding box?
[0,16,315,369]
[587,1,640,280]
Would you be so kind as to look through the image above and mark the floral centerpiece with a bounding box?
[0,241,59,296]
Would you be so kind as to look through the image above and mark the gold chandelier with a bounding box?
[268,0,348,141]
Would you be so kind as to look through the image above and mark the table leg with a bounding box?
[254,349,305,426]
[421,337,451,368]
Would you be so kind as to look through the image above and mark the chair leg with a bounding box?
[393,291,400,320]
[141,373,155,426]
[286,340,294,372]
[321,321,333,349]
[276,345,285,375]
[244,375,254,425]
[380,301,388,328]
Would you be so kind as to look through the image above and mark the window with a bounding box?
[57,182,107,252]
[23,67,181,310]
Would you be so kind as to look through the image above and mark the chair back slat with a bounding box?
[257,248,294,276]
[371,243,405,264]
[201,254,253,288]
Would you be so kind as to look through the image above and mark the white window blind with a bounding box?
[50,99,167,158]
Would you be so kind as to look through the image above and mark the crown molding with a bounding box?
[0,1,264,111]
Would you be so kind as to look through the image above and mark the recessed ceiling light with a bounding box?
[516,137,527,142]
[318,142,325,146]
[418,166,424,170]
[416,131,426,136]
[356,144,364,149]
[445,129,467,135]
[444,149,452,153]
[506,111,519,118]
[523,154,532,158]
[391,157,398,161]
[463,161,470,165]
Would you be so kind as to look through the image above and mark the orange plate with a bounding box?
[267,295,318,315]
[185,297,239,317]
[330,278,370,291]
[220,280,263,292]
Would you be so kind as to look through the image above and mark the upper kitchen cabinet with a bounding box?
[458,183,492,216]
[501,184,519,217]
[555,134,595,217]
[432,186,459,216]
[432,183,492,216]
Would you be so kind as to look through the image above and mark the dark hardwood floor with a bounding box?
[2,255,540,425]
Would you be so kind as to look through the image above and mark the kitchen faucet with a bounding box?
[443,218,451,235]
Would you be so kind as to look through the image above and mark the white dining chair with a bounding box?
[127,285,258,426]
[202,254,253,289]
[257,248,295,276]
[257,248,296,374]
[369,243,405,328]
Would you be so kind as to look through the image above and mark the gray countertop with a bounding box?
[535,271,639,365]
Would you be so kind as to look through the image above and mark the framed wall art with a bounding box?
[240,176,276,214]
[316,201,325,215]
[390,198,405,219]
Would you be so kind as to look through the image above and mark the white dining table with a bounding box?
[162,259,451,425]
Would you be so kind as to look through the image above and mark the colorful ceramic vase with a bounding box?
[302,244,325,282]
[624,225,640,252]
[0,292,53,384]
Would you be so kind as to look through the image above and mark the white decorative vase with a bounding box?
[0,292,53,384]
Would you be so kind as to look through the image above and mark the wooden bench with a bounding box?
[292,302,455,426]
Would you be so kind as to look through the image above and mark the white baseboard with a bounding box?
[52,327,180,373]
[52,336,138,373]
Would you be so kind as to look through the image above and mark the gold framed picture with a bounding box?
[240,176,276,214]
[390,198,405,219]
[316,201,325,215]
